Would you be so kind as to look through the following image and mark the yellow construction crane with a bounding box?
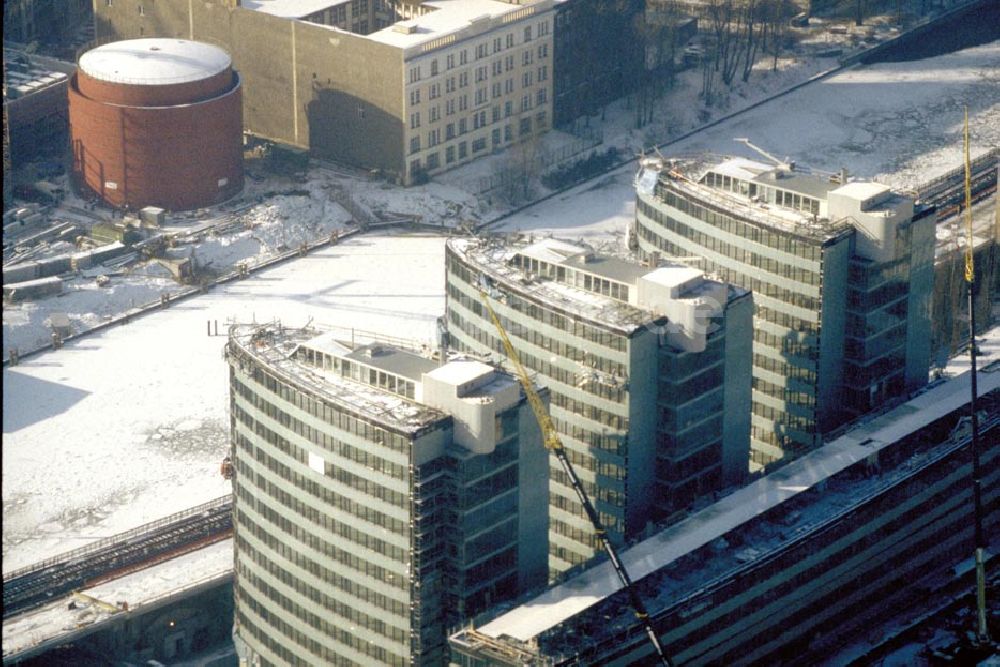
[478,280,673,667]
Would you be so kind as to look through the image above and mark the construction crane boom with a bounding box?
[478,282,673,667]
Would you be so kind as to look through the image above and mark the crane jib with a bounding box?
[478,287,675,667]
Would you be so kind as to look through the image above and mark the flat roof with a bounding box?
[242,0,350,19]
[830,180,889,201]
[79,39,231,86]
[344,343,439,381]
[367,0,524,49]
[749,169,837,200]
[233,325,447,432]
[478,341,1000,641]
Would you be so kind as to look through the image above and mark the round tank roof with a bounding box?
[79,39,232,86]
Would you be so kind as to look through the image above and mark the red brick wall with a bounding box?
[69,71,244,211]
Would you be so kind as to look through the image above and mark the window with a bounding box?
[520,117,532,136]
[446,77,456,93]
[505,55,514,71]
[524,26,532,41]
[446,146,456,163]
[538,65,548,82]
[410,112,420,129]
[504,124,513,142]
[476,43,487,59]
[410,89,420,105]
[476,66,487,83]
[428,128,440,146]
[493,60,503,76]
[492,83,502,99]
[410,159,420,173]
[409,67,420,83]
[446,123,456,140]
[410,137,420,154]
[538,20,549,36]
[538,43,548,59]
[492,128,501,147]
[504,101,512,117]
[536,88,547,105]
[427,153,440,170]
[460,50,468,65]
[521,94,531,112]
[429,106,439,122]
[522,71,533,87]
[459,142,467,159]
[492,105,501,122]
[429,83,440,99]
[459,94,468,111]
[446,98,455,115]
[475,88,487,105]
[459,118,467,134]
[447,54,455,69]
[536,111,547,129]
[472,137,487,152]
[506,33,514,48]
[138,4,144,15]
[505,78,514,94]
[493,37,502,53]
[430,60,438,76]
[522,50,533,66]
[459,71,469,87]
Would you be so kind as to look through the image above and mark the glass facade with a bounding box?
[635,169,923,467]
[445,241,732,578]
[227,328,536,666]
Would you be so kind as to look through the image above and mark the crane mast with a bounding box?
[478,283,673,667]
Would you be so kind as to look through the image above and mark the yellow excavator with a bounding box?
[479,281,673,666]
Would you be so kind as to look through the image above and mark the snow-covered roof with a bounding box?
[231,324,447,433]
[241,0,350,19]
[711,157,771,181]
[477,347,1000,642]
[830,180,889,201]
[367,0,528,49]
[425,359,495,387]
[641,265,703,291]
[79,39,232,86]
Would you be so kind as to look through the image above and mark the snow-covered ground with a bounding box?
[1,539,233,659]
[497,39,1000,239]
[3,33,998,576]
[2,234,447,573]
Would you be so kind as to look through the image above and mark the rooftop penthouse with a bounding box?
[228,322,521,444]
[450,236,733,353]
[643,157,915,259]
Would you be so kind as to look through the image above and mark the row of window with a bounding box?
[448,286,628,388]
[235,433,410,556]
[751,376,817,409]
[653,183,832,261]
[407,22,550,84]
[448,255,631,351]
[232,423,410,538]
[753,352,817,384]
[751,402,813,433]
[752,328,817,360]
[236,523,410,621]
[238,597,407,667]
[232,387,410,482]
[237,496,410,596]
[232,350,414,451]
[238,555,410,651]
[637,197,823,293]
[236,467,410,565]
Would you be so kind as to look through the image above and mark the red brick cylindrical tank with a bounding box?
[68,39,243,211]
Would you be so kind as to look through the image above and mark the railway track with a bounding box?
[2,496,232,619]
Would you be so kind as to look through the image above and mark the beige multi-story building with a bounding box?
[94,0,554,185]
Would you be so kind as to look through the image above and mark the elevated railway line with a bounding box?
[2,495,232,619]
